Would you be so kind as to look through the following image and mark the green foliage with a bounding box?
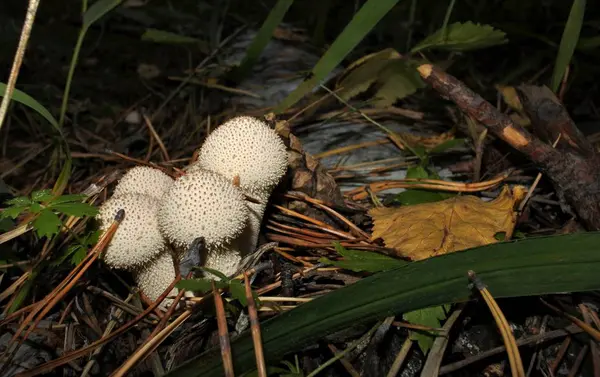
[141,29,209,51]
[274,0,401,113]
[177,270,259,307]
[337,51,426,107]
[319,242,407,272]
[53,229,101,266]
[0,190,97,239]
[165,232,600,377]
[411,22,508,53]
[403,305,450,354]
[0,82,60,133]
[550,0,586,92]
[231,0,296,82]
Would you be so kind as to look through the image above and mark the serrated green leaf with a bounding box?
[319,242,406,272]
[1,206,28,219]
[0,217,13,231]
[29,202,43,213]
[83,0,123,28]
[371,60,425,107]
[50,194,88,205]
[31,190,54,203]
[411,22,508,53]
[403,305,448,354]
[71,247,87,265]
[51,202,98,217]
[5,196,32,207]
[392,190,452,206]
[429,138,467,154]
[229,280,249,307]
[337,49,398,101]
[52,244,83,266]
[550,0,586,92]
[166,232,600,377]
[32,209,62,238]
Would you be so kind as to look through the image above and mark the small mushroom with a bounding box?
[134,250,179,310]
[96,193,164,269]
[191,116,288,255]
[157,169,249,249]
[112,166,174,201]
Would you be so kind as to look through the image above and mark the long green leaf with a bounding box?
[0,82,59,132]
[550,0,586,92]
[273,0,402,113]
[231,0,295,82]
[83,0,123,28]
[166,232,600,377]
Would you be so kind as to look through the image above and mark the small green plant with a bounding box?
[177,267,260,307]
[0,190,98,239]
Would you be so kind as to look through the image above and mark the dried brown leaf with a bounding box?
[369,185,526,260]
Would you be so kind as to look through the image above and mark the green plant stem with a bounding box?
[306,320,381,377]
[58,29,87,128]
[441,0,457,39]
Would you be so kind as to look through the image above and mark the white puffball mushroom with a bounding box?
[135,251,178,310]
[97,194,164,269]
[113,166,174,201]
[193,116,288,196]
[157,169,249,249]
[203,242,243,279]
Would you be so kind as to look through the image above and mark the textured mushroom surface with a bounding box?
[194,116,288,195]
[97,193,164,269]
[158,169,249,248]
[135,251,178,309]
[203,242,243,278]
[112,166,174,201]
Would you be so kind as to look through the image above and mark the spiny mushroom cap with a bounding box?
[113,166,174,201]
[203,243,243,279]
[135,251,178,309]
[194,116,288,195]
[157,169,249,248]
[97,193,164,269]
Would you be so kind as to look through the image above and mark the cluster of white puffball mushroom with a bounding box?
[96,116,288,309]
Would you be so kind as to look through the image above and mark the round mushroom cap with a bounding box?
[113,166,174,201]
[194,116,288,195]
[97,193,164,269]
[203,243,243,279]
[157,169,249,248]
[135,251,178,309]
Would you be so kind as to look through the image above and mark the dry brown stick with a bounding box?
[245,272,267,377]
[417,63,600,230]
[439,325,583,375]
[213,281,235,377]
[541,299,600,341]
[580,304,600,377]
[1,210,123,373]
[549,336,571,375]
[13,277,182,377]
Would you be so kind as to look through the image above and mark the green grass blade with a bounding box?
[0,82,60,132]
[83,0,124,28]
[550,0,586,92]
[230,0,295,83]
[273,0,402,113]
[166,232,600,377]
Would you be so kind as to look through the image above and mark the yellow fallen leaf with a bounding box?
[369,185,527,260]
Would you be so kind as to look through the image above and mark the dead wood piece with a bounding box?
[417,64,600,231]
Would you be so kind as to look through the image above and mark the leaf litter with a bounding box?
[1,2,599,377]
